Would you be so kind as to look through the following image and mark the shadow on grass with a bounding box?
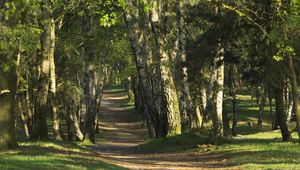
[0,140,126,170]
[139,132,211,153]
[235,125,271,135]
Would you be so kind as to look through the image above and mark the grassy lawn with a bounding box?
[140,92,300,169]
[140,130,300,169]
[0,140,126,170]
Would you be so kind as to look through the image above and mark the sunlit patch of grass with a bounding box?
[0,140,126,170]
[211,131,300,169]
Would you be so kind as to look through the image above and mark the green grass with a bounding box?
[139,132,210,152]
[139,91,300,169]
[217,131,300,169]
[10,87,300,169]
[0,140,126,170]
[139,131,300,169]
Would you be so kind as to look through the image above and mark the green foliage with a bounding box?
[273,44,296,62]
[57,81,83,107]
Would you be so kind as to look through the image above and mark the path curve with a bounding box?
[91,88,230,170]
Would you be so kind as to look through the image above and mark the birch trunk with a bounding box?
[48,21,62,140]
[124,0,158,137]
[151,0,182,136]
[176,0,202,129]
[287,55,300,140]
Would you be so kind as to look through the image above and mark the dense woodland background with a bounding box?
[0,0,300,169]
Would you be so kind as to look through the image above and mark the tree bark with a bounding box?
[229,65,238,136]
[48,20,62,140]
[268,89,276,130]
[124,0,159,137]
[83,70,97,143]
[0,68,18,149]
[274,86,292,141]
[176,0,202,130]
[257,87,265,128]
[287,55,300,140]
[210,0,224,137]
[32,1,54,140]
[151,0,182,136]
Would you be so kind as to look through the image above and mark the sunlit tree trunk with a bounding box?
[287,55,300,140]
[32,1,54,140]
[151,0,181,136]
[210,0,224,137]
[49,21,62,140]
[124,0,158,137]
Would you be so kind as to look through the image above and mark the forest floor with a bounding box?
[90,88,230,170]
[1,87,300,170]
[90,87,300,170]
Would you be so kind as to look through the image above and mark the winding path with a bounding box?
[91,88,229,170]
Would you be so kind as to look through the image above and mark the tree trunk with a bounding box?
[151,0,182,136]
[83,71,97,143]
[210,0,224,137]
[229,65,238,136]
[0,69,18,149]
[213,53,224,136]
[48,21,62,140]
[204,65,216,126]
[65,108,84,141]
[274,86,292,141]
[124,0,159,138]
[18,92,31,139]
[287,55,300,140]
[268,89,276,130]
[32,2,54,140]
[257,87,265,128]
[176,0,202,130]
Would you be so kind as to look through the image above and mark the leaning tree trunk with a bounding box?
[65,106,84,141]
[18,92,31,139]
[124,0,158,138]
